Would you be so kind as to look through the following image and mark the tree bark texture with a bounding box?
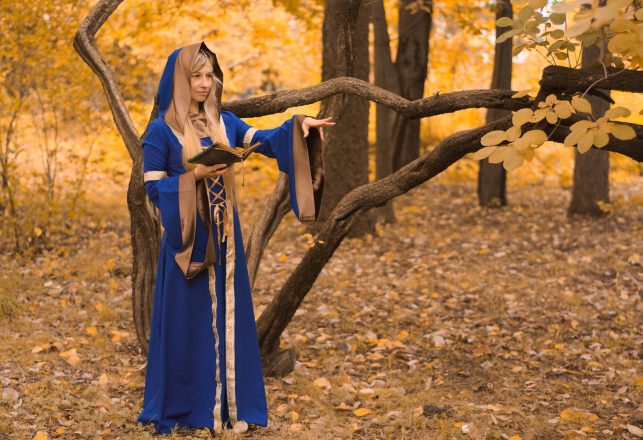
[390,0,432,172]
[316,0,373,236]
[478,0,512,208]
[569,41,611,217]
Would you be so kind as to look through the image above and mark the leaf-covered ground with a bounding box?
[1,178,641,440]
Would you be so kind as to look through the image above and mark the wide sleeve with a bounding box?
[229,112,325,225]
[143,121,205,277]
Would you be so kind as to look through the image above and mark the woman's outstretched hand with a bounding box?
[302,116,335,141]
[194,163,229,181]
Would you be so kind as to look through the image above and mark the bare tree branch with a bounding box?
[224,78,531,118]
[73,0,140,159]
[244,174,291,288]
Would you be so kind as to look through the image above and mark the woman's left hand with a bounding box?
[302,116,335,141]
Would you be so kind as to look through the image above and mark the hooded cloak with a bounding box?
[137,41,324,435]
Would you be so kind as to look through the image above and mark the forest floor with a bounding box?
[0,176,641,440]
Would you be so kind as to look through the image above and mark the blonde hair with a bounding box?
[181,50,229,170]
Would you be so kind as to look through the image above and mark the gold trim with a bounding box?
[223,173,238,425]
[243,127,257,147]
[292,115,317,224]
[143,170,168,182]
[208,264,224,434]
[174,171,197,276]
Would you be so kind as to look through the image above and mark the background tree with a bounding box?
[372,0,432,223]
[477,0,512,207]
[314,0,372,235]
[568,2,611,217]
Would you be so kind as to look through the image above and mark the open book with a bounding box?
[187,141,262,166]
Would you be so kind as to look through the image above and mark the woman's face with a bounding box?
[190,63,214,103]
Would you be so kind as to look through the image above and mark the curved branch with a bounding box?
[256,115,513,357]
[73,0,140,159]
[223,78,531,118]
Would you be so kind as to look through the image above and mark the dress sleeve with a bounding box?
[142,122,203,278]
[227,112,325,225]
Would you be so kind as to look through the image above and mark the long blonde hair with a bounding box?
[181,50,229,170]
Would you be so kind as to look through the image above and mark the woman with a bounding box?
[136,41,333,435]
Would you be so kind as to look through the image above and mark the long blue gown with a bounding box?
[136,44,323,435]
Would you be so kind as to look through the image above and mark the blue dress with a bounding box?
[135,43,323,435]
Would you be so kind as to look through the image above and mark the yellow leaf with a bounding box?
[289,410,300,421]
[509,436,522,440]
[529,108,547,123]
[512,108,533,127]
[577,130,594,153]
[32,344,50,354]
[528,0,547,9]
[570,120,595,131]
[98,373,109,388]
[559,408,599,424]
[33,227,43,237]
[95,303,105,313]
[506,126,522,142]
[503,148,525,171]
[604,106,631,119]
[111,330,122,343]
[554,101,574,119]
[606,123,635,140]
[481,130,507,146]
[472,147,498,160]
[33,432,48,440]
[545,110,558,124]
[279,255,288,262]
[488,147,510,164]
[545,93,558,106]
[86,326,97,336]
[60,348,80,366]
[313,377,331,388]
[55,428,66,434]
[571,96,592,113]
[521,129,547,146]
[593,129,609,148]
[353,408,371,417]
[288,423,302,432]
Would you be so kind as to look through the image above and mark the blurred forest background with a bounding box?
[0,0,641,439]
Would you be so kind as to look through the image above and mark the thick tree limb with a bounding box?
[256,113,640,359]
[540,65,643,96]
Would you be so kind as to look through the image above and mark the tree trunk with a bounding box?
[314,0,372,236]
[390,0,432,172]
[568,38,610,216]
[478,0,512,207]
[372,0,399,223]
